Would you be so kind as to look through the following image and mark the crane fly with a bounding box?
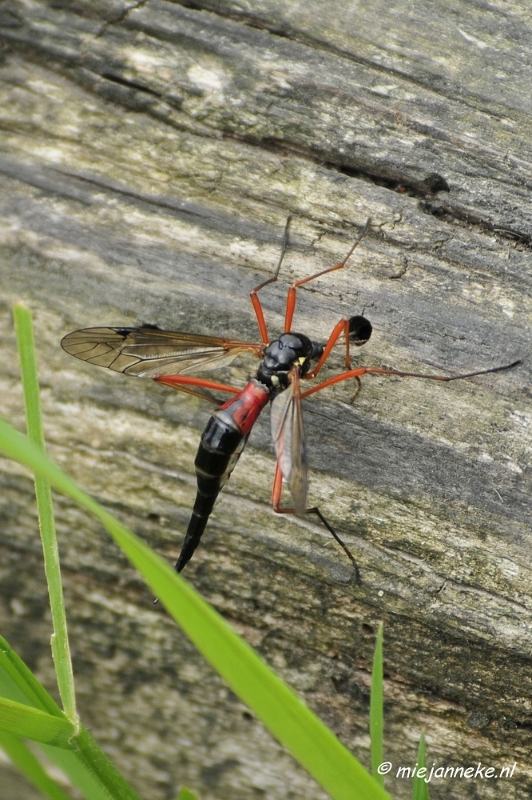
[61,218,521,581]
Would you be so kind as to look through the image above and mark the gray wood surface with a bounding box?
[0,2,530,799]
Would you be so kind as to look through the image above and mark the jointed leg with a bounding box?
[301,360,522,399]
[250,216,292,344]
[306,318,352,378]
[271,464,360,580]
[155,373,241,401]
[284,218,371,332]
[303,314,373,380]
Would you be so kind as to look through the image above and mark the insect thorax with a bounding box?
[257,332,324,389]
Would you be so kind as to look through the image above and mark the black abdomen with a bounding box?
[174,411,248,572]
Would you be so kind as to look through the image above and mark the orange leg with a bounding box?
[306,318,352,378]
[284,218,371,332]
[300,360,522,399]
[155,373,241,402]
[301,314,373,381]
[250,216,292,344]
[271,464,360,580]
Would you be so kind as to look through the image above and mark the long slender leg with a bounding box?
[250,216,292,344]
[297,314,373,381]
[271,464,360,580]
[308,319,352,376]
[284,218,371,332]
[301,360,522,399]
[155,373,241,400]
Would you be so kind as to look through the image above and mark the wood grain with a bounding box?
[0,2,530,799]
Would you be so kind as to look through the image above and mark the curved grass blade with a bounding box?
[0,633,141,800]
[0,416,391,800]
[0,732,73,800]
[0,697,74,746]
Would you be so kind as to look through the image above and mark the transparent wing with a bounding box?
[61,326,264,378]
[270,369,308,514]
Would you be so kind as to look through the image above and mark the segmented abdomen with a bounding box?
[175,380,270,572]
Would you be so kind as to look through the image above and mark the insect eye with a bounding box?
[348,315,372,346]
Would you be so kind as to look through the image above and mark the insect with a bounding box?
[61,218,520,579]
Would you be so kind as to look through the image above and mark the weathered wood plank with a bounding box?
[0,2,530,799]
[4,0,532,236]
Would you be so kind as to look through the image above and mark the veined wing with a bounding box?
[61,326,265,378]
[270,369,308,515]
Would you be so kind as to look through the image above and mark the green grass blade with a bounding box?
[0,732,73,800]
[412,732,429,800]
[370,623,384,784]
[13,303,77,724]
[38,744,117,800]
[0,417,392,800]
[0,634,64,717]
[0,634,141,800]
[71,727,143,800]
[178,787,200,800]
[0,697,74,746]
